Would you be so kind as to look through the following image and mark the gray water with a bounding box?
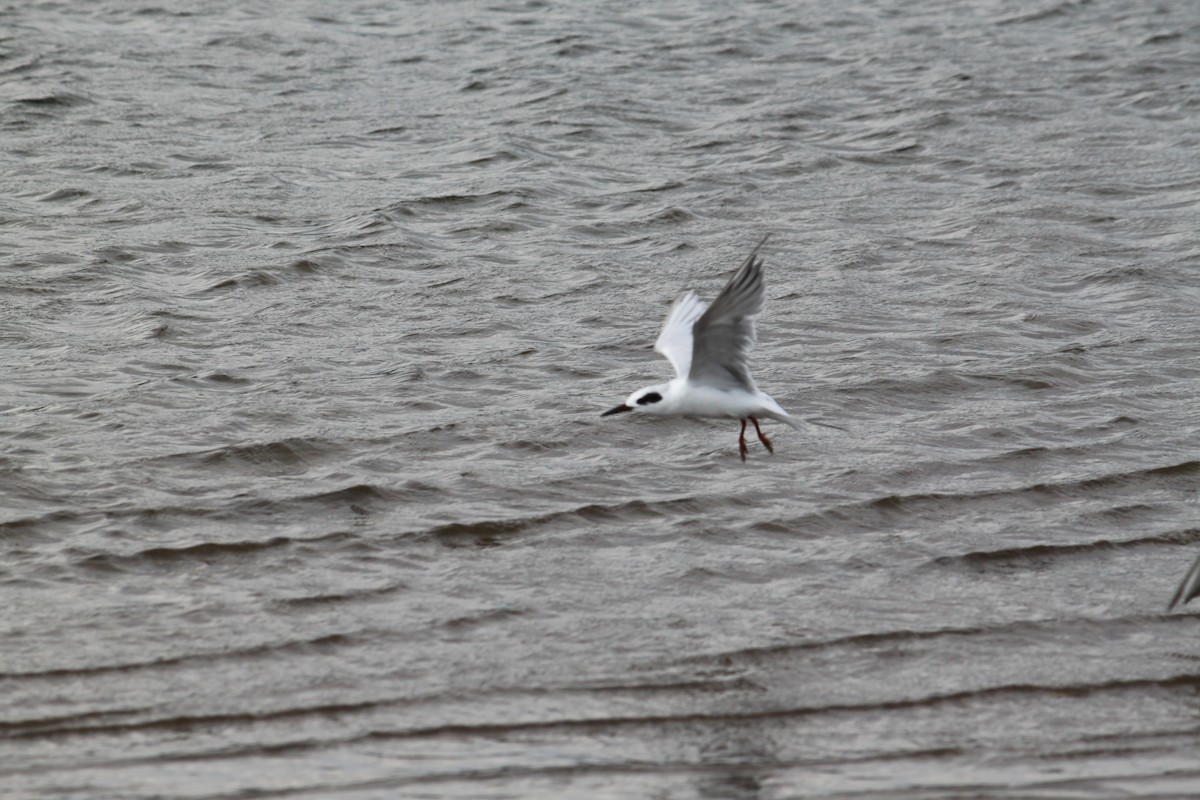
[4,1,1200,797]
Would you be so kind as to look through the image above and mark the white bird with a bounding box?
[602,235,839,461]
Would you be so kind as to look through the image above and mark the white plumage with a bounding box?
[602,236,838,461]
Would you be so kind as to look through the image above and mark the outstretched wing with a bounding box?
[688,235,770,391]
[654,291,707,378]
[1169,552,1200,611]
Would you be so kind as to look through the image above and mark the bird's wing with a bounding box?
[687,235,770,392]
[654,291,707,379]
[1168,552,1200,611]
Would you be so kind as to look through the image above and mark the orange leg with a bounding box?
[738,418,749,462]
[751,416,773,454]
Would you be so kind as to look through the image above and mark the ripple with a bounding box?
[929,529,1200,573]
[5,1,1200,795]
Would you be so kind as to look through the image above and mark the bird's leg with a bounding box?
[739,418,749,462]
[751,416,773,454]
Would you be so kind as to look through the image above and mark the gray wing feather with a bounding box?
[688,235,770,391]
[1168,552,1200,611]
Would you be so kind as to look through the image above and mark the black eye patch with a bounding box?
[636,392,662,405]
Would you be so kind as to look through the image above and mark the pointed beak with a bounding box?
[601,404,632,417]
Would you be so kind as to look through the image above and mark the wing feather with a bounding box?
[688,235,770,391]
[654,291,707,378]
[1168,552,1200,611]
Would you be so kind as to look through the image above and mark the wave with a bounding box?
[427,495,711,547]
[765,457,1200,537]
[931,528,1200,571]
[0,630,364,684]
[11,662,1200,757]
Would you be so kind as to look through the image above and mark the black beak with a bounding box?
[601,404,632,417]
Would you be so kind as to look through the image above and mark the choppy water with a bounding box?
[4,1,1200,797]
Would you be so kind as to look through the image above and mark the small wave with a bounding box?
[169,371,255,391]
[276,584,404,609]
[0,510,82,541]
[70,667,1189,750]
[74,535,303,573]
[0,630,361,684]
[35,188,92,203]
[777,458,1200,537]
[201,270,282,291]
[12,92,92,108]
[442,607,526,630]
[671,611,1193,672]
[395,190,514,211]
[426,495,712,547]
[304,483,398,505]
[930,528,1200,572]
[996,0,1088,26]
[833,368,980,403]
[2,687,380,741]
[220,482,404,521]
[192,437,342,474]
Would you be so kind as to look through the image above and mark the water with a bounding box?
[4,1,1200,797]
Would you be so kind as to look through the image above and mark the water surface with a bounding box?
[4,1,1200,797]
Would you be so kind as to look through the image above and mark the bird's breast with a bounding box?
[667,383,765,419]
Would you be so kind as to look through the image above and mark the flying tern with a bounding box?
[602,235,839,461]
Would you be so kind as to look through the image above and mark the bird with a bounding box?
[1167,552,1200,612]
[601,235,839,461]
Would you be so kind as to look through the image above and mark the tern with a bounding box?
[602,235,838,461]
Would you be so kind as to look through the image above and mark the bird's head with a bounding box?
[601,384,670,417]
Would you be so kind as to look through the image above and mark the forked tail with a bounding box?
[763,410,846,433]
